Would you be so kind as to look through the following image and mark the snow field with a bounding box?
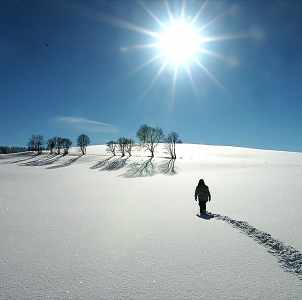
[1,144,302,299]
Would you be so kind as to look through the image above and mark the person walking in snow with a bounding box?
[195,179,211,215]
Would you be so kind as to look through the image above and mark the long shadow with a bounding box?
[20,154,63,166]
[1,153,39,164]
[158,158,176,175]
[90,156,114,170]
[10,153,40,164]
[0,152,31,160]
[102,156,129,171]
[46,154,83,169]
[212,213,302,279]
[123,157,155,178]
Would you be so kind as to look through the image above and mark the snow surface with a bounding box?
[1,144,302,299]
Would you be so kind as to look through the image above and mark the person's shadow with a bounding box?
[196,213,214,220]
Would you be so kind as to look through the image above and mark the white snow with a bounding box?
[0,144,302,299]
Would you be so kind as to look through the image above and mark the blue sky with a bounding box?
[1,0,302,151]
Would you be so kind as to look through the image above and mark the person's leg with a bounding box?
[199,201,205,214]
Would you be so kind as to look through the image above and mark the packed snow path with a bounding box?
[213,214,302,279]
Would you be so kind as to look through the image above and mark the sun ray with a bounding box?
[197,11,228,33]
[201,33,250,43]
[171,66,179,105]
[95,11,158,38]
[140,61,168,99]
[138,1,167,29]
[199,48,234,65]
[121,43,159,51]
[184,64,198,96]
[180,0,186,19]
[164,0,174,22]
[190,0,208,25]
[130,54,162,75]
[195,59,225,90]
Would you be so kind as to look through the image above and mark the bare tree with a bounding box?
[27,136,35,151]
[117,137,128,157]
[165,132,180,159]
[54,137,63,154]
[136,124,149,144]
[125,138,134,156]
[62,138,72,155]
[106,140,117,156]
[28,135,44,154]
[136,125,164,157]
[77,134,90,155]
[36,135,44,153]
[47,138,56,154]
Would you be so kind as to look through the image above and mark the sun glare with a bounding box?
[100,1,245,99]
[157,20,201,67]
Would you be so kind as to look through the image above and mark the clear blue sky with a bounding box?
[1,0,302,151]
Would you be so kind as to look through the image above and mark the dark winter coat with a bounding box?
[195,184,211,203]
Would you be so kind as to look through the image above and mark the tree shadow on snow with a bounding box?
[1,153,39,164]
[90,156,114,170]
[101,156,129,171]
[123,157,155,178]
[46,154,83,169]
[209,213,302,280]
[20,154,63,166]
[0,152,24,160]
[158,158,176,175]
[90,156,178,177]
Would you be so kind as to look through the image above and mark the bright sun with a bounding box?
[101,1,243,99]
[157,19,201,67]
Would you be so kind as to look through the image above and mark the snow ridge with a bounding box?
[213,214,302,279]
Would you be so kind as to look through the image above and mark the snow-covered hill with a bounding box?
[1,144,301,299]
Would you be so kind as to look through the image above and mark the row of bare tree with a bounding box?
[0,146,27,154]
[47,137,72,155]
[137,124,182,158]
[106,125,181,159]
[28,134,90,155]
[107,137,135,157]
[27,125,180,159]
